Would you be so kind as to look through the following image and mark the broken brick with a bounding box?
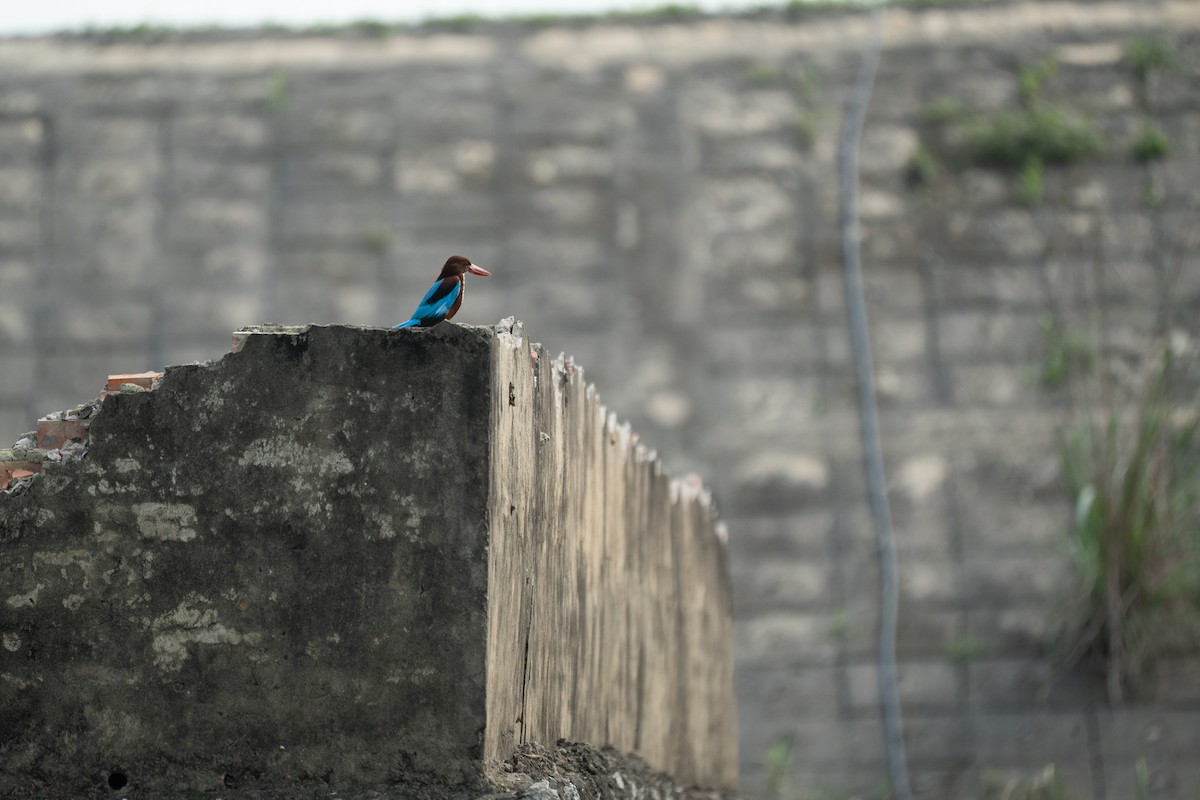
[37,418,89,450]
[1,462,41,490]
[106,371,162,392]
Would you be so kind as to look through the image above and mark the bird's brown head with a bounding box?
[438,255,491,280]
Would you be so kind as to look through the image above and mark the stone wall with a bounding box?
[1,2,1199,796]
[0,322,737,796]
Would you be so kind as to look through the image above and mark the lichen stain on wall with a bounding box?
[149,593,261,672]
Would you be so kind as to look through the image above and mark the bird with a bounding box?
[393,255,492,329]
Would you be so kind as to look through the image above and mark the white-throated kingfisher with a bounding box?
[394,255,492,329]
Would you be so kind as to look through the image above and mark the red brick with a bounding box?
[105,371,162,392]
[37,418,89,450]
[1,462,41,490]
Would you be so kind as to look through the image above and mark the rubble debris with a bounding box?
[1,371,162,493]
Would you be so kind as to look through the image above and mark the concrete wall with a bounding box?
[2,2,1200,797]
[488,321,737,787]
[0,323,737,795]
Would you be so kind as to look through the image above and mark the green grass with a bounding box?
[920,97,966,124]
[824,608,853,642]
[1056,348,1200,702]
[76,21,183,39]
[905,144,940,191]
[1018,58,1059,109]
[882,0,992,7]
[265,69,290,113]
[345,18,398,37]
[1142,175,1164,210]
[794,112,818,152]
[1127,36,1177,81]
[1038,312,1094,388]
[914,56,1105,204]
[977,765,1071,800]
[946,634,988,663]
[792,69,821,103]
[764,738,795,800]
[607,3,704,21]
[964,106,1104,168]
[743,63,782,86]
[1017,155,1045,206]
[1131,123,1170,162]
[421,12,488,29]
[361,227,393,255]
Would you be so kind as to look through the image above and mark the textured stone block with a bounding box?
[967,658,1103,708]
[947,363,1031,407]
[965,607,1053,653]
[1152,658,1200,703]
[735,665,841,724]
[731,556,836,613]
[0,166,39,209]
[1103,761,1200,800]
[700,134,805,174]
[170,114,269,154]
[168,157,271,197]
[159,288,264,339]
[971,713,1090,764]
[735,612,839,666]
[689,87,798,137]
[845,660,962,711]
[937,309,1046,363]
[0,119,44,155]
[275,105,399,147]
[962,551,1073,605]
[45,298,154,347]
[858,124,921,177]
[56,116,157,156]
[75,158,158,199]
[281,150,386,192]
[725,511,834,559]
[1096,710,1200,759]
[165,197,268,248]
[0,218,37,250]
[702,177,795,234]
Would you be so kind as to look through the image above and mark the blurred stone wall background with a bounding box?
[1,2,1199,797]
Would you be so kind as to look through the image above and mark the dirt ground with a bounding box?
[483,740,743,800]
[4,740,742,800]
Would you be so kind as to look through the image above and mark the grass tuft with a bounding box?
[1017,155,1044,206]
[964,106,1103,169]
[265,69,290,114]
[1131,124,1170,163]
[905,144,940,191]
[1127,36,1177,82]
[1056,348,1200,702]
[978,765,1071,800]
[1038,313,1093,388]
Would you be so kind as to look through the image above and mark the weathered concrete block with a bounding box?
[0,322,736,796]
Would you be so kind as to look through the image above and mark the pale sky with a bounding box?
[0,0,760,36]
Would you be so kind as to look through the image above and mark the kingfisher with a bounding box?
[393,255,492,329]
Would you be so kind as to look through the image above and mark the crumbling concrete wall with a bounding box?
[0,322,736,797]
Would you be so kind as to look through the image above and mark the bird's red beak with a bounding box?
[468,263,491,277]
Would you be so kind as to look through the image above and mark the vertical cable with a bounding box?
[837,8,913,800]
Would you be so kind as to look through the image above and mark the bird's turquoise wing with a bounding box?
[396,277,460,327]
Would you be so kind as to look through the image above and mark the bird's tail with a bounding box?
[393,319,419,329]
